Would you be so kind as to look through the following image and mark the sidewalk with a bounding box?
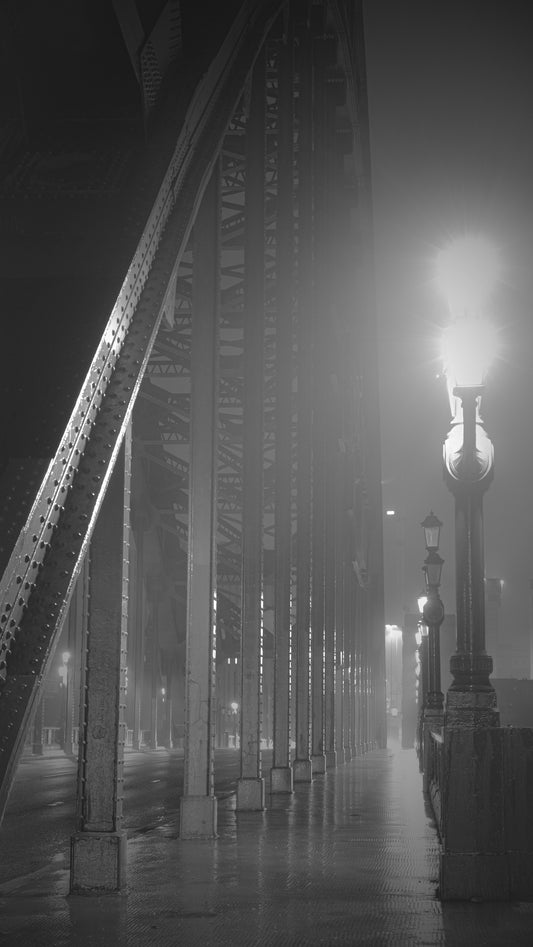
[2,744,533,946]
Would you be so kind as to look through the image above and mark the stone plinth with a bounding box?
[445,689,500,729]
[270,766,293,794]
[180,794,218,838]
[70,832,127,894]
[440,727,533,901]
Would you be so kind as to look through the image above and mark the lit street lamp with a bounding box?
[436,235,500,728]
[230,701,239,748]
[415,594,428,762]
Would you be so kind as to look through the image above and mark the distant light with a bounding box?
[417,595,428,614]
[386,509,396,516]
[385,624,402,641]
[434,234,502,315]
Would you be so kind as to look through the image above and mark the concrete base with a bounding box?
[440,852,509,901]
[311,753,326,775]
[343,746,352,762]
[270,766,293,794]
[336,747,346,765]
[236,777,265,811]
[70,831,127,894]
[293,758,313,783]
[179,794,218,838]
[325,750,337,769]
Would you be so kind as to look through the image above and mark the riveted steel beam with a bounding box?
[0,0,284,824]
[236,48,267,813]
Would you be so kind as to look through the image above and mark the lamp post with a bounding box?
[230,701,239,749]
[415,594,428,763]
[421,513,445,726]
[436,235,500,729]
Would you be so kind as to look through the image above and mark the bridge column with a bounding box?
[291,8,314,786]
[70,430,131,894]
[179,165,220,838]
[271,12,295,796]
[310,67,326,774]
[237,48,266,812]
[324,441,337,769]
[334,440,346,764]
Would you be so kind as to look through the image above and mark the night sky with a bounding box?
[363,1,533,661]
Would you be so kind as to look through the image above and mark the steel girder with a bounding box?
[0,0,285,821]
[0,0,386,824]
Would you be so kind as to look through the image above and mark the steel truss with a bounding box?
[0,0,386,852]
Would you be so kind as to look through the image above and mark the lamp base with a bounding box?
[445,689,499,729]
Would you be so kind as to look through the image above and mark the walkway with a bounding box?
[1,744,533,946]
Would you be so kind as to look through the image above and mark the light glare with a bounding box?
[434,235,502,314]
[441,317,499,387]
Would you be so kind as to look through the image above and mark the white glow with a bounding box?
[417,595,428,614]
[434,235,502,314]
[385,624,402,641]
[386,509,396,516]
[230,701,239,713]
[441,316,499,387]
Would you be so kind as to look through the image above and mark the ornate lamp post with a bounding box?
[421,513,445,727]
[436,235,500,729]
[415,594,428,762]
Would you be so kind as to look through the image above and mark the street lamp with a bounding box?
[420,518,445,724]
[230,701,239,748]
[415,594,429,762]
[435,234,500,729]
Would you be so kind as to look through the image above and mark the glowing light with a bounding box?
[441,316,499,387]
[434,235,502,314]
[417,595,428,614]
[386,509,396,516]
[385,624,402,641]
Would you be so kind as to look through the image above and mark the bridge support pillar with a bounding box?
[70,433,130,894]
[236,49,267,813]
[179,165,220,839]
[270,13,294,798]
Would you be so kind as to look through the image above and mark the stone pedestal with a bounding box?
[293,758,312,783]
[180,795,217,839]
[70,832,127,894]
[445,689,499,729]
[326,749,337,769]
[311,753,326,775]
[236,777,265,811]
[439,726,533,901]
[270,766,293,794]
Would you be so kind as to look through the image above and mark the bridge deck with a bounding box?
[1,745,533,945]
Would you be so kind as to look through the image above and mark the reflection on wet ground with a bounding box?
[1,743,533,945]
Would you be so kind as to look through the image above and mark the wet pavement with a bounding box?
[1,744,533,946]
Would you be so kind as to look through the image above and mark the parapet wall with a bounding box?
[440,726,533,900]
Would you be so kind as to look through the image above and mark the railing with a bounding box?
[423,728,444,836]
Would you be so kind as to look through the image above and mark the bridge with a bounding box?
[1,1,533,943]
